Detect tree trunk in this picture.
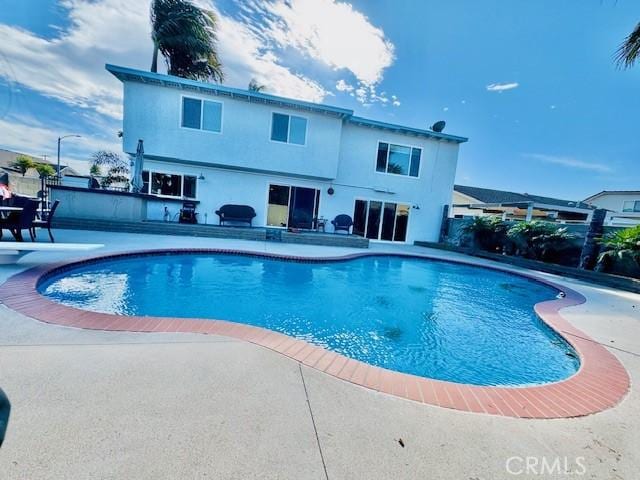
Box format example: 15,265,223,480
151,44,158,73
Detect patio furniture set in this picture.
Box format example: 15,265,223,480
202,203,355,234
0,195,59,243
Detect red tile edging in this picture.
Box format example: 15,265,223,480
0,248,630,418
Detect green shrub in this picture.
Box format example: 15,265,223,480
461,216,508,252
596,225,640,277
507,221,575,261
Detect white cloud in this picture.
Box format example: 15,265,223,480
213,10,327,101
0,0,150,119
0,114,120,174
246,0,395,85
392,100,400,107
523,153,612,173
335,79,354,92
443,107,449,112
486,82,519,92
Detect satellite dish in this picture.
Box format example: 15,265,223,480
431,120,446,133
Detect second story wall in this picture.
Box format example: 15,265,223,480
336,123,460,201
122,82,344,179
587,193,640,213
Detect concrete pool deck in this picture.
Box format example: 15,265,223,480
0,230,639,479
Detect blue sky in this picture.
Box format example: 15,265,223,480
0,0,638,200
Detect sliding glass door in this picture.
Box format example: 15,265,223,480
267,184,320,229
353,200,410,242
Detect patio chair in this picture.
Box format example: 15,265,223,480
331,214,354,234
31,200,60,243
179,201,198,224
0,199,39,242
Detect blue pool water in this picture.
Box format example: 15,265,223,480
39,254,579,386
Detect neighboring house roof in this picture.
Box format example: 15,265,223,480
106,64,468,144
0,148,77,175
453,184,592,210
583,190,640,202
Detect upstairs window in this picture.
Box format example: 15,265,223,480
622,200,640,212
271,113,307,145
181,97,222,133
376,142,421,177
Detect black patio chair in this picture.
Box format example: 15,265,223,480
331,214,354,234
179,201,198,224
0,199,39,242
31,200,60,243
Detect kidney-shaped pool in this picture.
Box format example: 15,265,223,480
39,253,579,386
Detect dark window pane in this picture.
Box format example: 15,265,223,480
183,175,197,198
635,201,640,212
289,187,316,229
393,204,410,242
142,171,150,194
289,116,307,145
268,184,290,206
202,101,222,132
353,200,367,237
267,184,290,227
409,148,421,177
387,144,410,175
182,98,201,129
376,143,388,172
151,173,181,197
366,201,382,239
271,113,289,142
380,202,396,241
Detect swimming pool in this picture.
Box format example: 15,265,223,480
39,253,579,386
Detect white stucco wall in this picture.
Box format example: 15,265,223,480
120,81,462,243
587,193,640,212
123,82,342,180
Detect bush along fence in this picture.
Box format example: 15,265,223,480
439,211,640,280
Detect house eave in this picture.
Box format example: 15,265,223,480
106,64,469,143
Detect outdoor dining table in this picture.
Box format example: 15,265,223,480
0,206,23,217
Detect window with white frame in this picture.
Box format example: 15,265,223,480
181,97,222,132
271,113,307,145
622,200,640,212
376,142,421,177
142,171,197,199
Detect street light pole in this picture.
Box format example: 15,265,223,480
56,134,81,181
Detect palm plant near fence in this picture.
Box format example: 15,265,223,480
596,226,640,276
506,221,575,261
461,216,508,252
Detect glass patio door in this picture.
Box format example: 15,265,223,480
353,200,410,242
267,184,320,229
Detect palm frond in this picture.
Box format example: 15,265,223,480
615,21,640,69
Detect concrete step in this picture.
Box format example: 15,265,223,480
52,218,369,248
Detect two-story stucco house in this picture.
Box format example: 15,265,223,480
584,191,640,226
107,65,467,243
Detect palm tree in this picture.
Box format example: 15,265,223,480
150,0,224,82
248,79,266,92
616,21,640,68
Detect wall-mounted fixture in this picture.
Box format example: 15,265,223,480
412,204,420,210
327,186,335,195
198,172,205,180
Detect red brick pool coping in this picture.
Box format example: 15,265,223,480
0,249,630,419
